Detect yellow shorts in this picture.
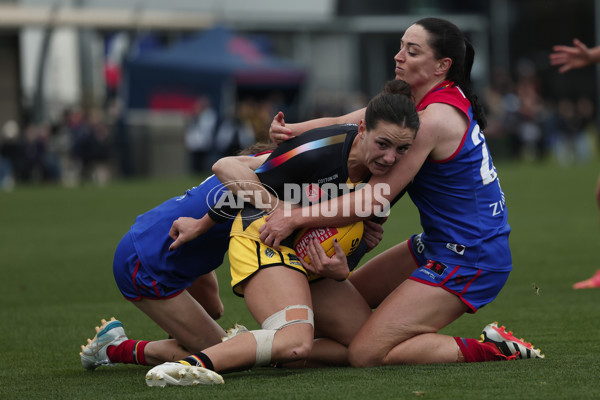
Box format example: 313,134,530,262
228,213,320,296
229,235,311,296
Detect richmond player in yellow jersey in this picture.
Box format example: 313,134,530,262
145,79,419,386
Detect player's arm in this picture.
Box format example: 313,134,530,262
260,107,442,249
169,214,216,251
211,153,277,212
270,108,366,144
168,153,270,251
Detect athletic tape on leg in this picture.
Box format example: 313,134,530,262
262,305,314,330
251,329,276,366
250,305,314,366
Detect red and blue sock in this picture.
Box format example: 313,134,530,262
106,340,149,365
454,337,512,362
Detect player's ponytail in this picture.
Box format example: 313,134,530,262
462,39,487,129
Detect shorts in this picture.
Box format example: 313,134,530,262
113,232,185,301
229,234,320,297
407,234,510,313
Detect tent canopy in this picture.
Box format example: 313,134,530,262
125,26,307,115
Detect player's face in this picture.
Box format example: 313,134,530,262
394,24,439,88
361,120,415,176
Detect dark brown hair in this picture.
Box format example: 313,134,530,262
365,79,420,133
415,17,487,129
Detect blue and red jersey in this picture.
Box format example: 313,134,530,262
409,81,512,271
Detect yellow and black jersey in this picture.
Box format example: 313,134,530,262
231,123,368,244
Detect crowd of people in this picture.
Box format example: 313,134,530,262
0,95,285,191
1,58,597,193
483,61,596,164
183,95,284,175
0,108,112,190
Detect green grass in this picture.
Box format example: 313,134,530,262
1,160,600,399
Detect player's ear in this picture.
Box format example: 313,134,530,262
358,119,367,138
435,57,452,76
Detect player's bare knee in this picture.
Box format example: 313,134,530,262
348,340,382,367
207,301,224,320
251,305,314,366
272,328,314,361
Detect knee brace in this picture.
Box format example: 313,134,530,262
250,305,314,366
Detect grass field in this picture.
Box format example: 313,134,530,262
1,159,600,399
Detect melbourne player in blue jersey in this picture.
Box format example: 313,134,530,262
79,144,274,369
264,18,544,366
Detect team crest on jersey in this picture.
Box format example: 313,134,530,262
425,260,447,276
446,243,466,255
264,248,275,258
304,184,324,202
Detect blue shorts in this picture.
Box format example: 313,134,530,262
113,232,185,301
407,234,510,313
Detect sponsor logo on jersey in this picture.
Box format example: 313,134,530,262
412,233,425,255
446,243,466,255
294,227,337,259
317,174,339,184
417,267,436,279
287,253,302,266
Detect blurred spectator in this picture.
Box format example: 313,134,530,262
88,109,113,186
69,108,93,184
69,108,113,186
108,100,134,178
0,120,19,191
238,98,270,143
21,123,48,182
552,97,594,166
214,101,256,158
184,97,217,174
51,109,79,187
575,97,597,161
500,76,546,161
483,66,516,139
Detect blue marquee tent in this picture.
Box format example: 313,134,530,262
124,26,307,116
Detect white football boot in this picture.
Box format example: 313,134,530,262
145,362,224,387
481,322,544,359
80,317,128,370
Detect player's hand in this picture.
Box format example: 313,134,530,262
550,38,592,73
299,238,350,281
169,217,208,251
362,219,386,252
259,208,295,251
269,111,293,144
